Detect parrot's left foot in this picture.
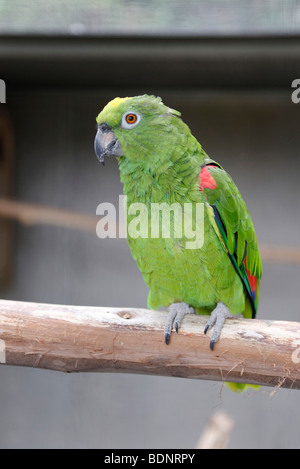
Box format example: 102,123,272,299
164,302,195,345
204,301,232,351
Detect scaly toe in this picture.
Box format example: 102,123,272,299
164,302,195,344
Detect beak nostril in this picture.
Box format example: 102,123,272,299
98,123,112,133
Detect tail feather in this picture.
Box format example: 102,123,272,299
225,382,260,393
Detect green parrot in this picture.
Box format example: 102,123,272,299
94,95,262,392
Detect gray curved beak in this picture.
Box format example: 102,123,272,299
94,123,123,166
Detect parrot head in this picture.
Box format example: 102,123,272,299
94,95,182,168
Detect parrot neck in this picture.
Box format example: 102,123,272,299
118,144,205,205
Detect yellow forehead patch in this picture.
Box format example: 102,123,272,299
96,97,130,125
108,97,129,108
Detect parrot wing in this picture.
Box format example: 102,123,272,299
199,158,262,318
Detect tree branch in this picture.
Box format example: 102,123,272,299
0,197,97,233
196,411,235,449
0,299,299,390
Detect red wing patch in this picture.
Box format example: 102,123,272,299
199,165,217,192
244,257,257,297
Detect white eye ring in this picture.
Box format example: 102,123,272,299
121,112,141,129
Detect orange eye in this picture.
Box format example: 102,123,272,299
125,113,138,124
122,111,141,129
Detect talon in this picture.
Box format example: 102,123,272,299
165,333,170,345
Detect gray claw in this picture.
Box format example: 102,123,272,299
165,332,170,345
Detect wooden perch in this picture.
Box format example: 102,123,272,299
0,298,299,390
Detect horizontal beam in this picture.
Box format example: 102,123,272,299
0,299,299,390
1,35,300,88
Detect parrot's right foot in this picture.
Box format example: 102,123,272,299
164,302,195,345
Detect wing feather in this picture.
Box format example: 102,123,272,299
199,161,262,317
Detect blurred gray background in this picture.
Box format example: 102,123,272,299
0,0,300,449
